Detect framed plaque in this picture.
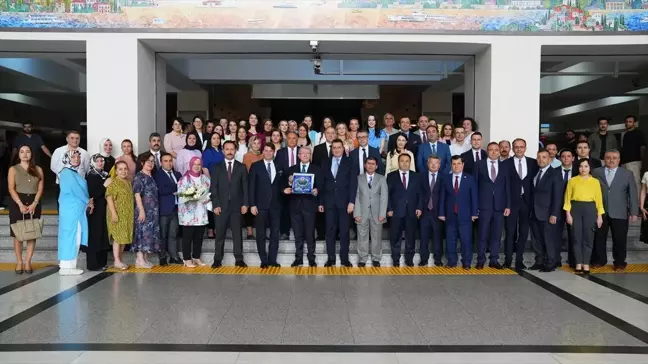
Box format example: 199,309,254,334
291,173,315,195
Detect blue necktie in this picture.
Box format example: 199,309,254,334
267,163,272,180
563,169,569,182
301,164,306,173
368,175,373,189
333,158,339,177
431,143,436,155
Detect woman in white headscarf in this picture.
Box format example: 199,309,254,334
99,138,115,173
58,150,93,275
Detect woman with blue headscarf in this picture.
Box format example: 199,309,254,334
58,150,93,275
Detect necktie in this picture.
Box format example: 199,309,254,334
368,175,373,189
267,163,272,181
289,148,295,167
518,159,524,195
168,171,178,204
428,174,436,210
606,169,613,186
563,169,569,182
453,176,459,214
422,133,427,144
475,151,480,161
328,144,332,159
333,158,340,177
401,172,407,189
227,161,232,181
301,164,306,173
535,169,543,186
431,143,436,155
155,152,160,168
362,148,367,163
490,161,496,182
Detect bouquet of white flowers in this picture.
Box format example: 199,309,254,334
177,183,212,210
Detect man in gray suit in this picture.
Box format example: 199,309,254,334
353,157,388,267
592,149,639,271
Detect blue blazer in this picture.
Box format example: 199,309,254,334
475,159,511,213
420,171,443,218
320,156,358,209
386,171,423,218
154,168,181,216
202,147,224,172
416,142,451,175
460,149,487,176
349,146,384,175
275,146,300,173
249,159,283,211
503,157,538,208
439,173,478,223
531,167,564,221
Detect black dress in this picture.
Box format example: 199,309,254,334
85,172,111,270
103,156,116,175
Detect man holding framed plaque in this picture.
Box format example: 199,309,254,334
283,147,321,267
319,139,358,267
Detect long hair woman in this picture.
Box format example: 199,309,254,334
133,152,161,268
335,122,354,156
564,159,604,275
235,126,249,163
225,120,238,142
316,117,333,145
263,118,274,145
99,138,115,173
440,123,455,145
163,117,186,159
57,150,92,276
177,157,211,267
85,154,112,271
106,160,133,270
8,145,44,274
242,136,263,240
386,134,415,175
247,113,266,149
367,115,387,154
115,139,137,181
270,128,284,152
297,123,312,152
174,132,202,176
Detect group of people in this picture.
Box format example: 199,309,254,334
6,113,645,275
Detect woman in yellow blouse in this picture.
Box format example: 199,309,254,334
386,134,415,175
563,159,604,275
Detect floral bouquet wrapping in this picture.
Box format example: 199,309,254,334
177,184,212,211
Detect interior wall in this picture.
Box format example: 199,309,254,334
361,85,425,127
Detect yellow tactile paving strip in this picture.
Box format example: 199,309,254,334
0,263,55,271
0,209,58,216
560,264,648,274
106,265,516,275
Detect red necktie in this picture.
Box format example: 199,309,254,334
289,149,294,167
402,172,407,189
475,151,480,161
453,176,459,214
227,161,232,181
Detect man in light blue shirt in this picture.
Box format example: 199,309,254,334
546,143,562,168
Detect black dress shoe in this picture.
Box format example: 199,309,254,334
358,262,366,267
270,263,281,268
159,257,168,266
405,261,414,267
434,261,443,267
489,262,504,270
475,263,484,270
341,261,353,268
169,257,183,265
324,261,335,267
540,266,555,272
260,263,268,269
446,264,457,268
291,260,303,267
235,261,248,268
372,261,381,267
393,262,400,267
463,265,471,270
516,263,528,270
419,261,428,267
503,262,512,269
308,260,317,267
583,269,591,276
529,264,543,270
316,235,325,241
574,267,583,274
211,261,222,268
556,262,563,268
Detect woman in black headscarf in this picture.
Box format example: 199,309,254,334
85,153,112,271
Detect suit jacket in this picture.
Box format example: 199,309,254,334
349,145,384,176
312,142,331,168
420,171,443,218
210,159,248,211
354,173,388,224
439,173,478,222
592,166,639,219
475,159,511,212
387,131,421,156
154,168,181,216
531,167,563,221
416,141,451,175
320,156,358,209
504,156,538,208
283,163,322,213
572,157,602,177
275,146,300,173
386,170,423,218
249,159,283,211
196,131,210,151
460,149,487,176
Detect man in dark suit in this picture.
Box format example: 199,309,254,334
275,131,299,239
419,155,444,266
386,153,422,267
319,139,357,267
555,148,575,267
284,147,321,267
503,138,538,271
387,117,421,156
350,129,384,176
416,125,451,174
529,149,564,272
210,140,249,268
136,133,162,172
572,141,602,176
311,127,336,240
249,144,283,269
460,132,487,176
474,142,510,270
439,155,478,269
154,153,182,265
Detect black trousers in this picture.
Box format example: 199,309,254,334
292,209,316,262
280,199,291,236
557,214,574,267
530,218,556,267
86,250,108,271
255,209,280,265
214,207,244,262
505,198,531,266
182,225,205,260
592,215,629,267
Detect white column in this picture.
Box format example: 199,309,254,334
86,36,157,156
463,58,475,119
474,40,542,156
155,54,167,134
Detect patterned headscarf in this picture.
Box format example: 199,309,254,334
89,153,108,179
61,150,81,171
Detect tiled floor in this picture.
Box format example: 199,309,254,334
592,273,648,297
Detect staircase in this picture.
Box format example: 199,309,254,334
1,215,647,266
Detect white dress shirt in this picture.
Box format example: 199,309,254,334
450,141,471,156
487,158,499,179
299,162,310,173
452,173,463,189
50,145,91,183
428,171,438,186
235,143,248,163
287,147,298,167
470,148,482,162
366,172,375,186
535,165,551,186
263,159,276,183
399,170,410,189
514,156,528,194
150,149,161,166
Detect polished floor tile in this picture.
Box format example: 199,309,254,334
593,273,648,297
